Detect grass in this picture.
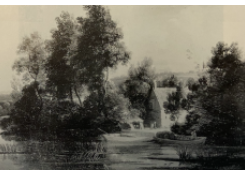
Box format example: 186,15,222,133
175,146,193,161
0,141,108,170
173,145,245,169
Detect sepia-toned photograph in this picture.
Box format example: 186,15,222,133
0,4,245,170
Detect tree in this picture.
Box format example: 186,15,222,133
10,76,24,103
162,75,178,87
74,5,130,117
103,82,132,124
2,5,131,142
122,58,156,120
203,43,245,145
1,82,42,140
12,32,46,112
181,42,245,145
45,11,82,104
128,58,156,82
163,82,187,122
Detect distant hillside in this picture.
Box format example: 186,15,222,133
0,93,12,116
111,71,198,90
156,71,198,85
0,93,12,103
110,76,127,90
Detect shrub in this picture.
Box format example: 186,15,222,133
175,146,193,161
156,131,176,140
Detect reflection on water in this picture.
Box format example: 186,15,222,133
0,131,13,145
0,140,108,170
0,131,198,170
1,138,245,170
0,114,191,170
0,138,244,169
0,122,245,169
0,153,106,170
103,138,196,170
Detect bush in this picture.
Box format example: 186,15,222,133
198,121,244,146
175,146,193,161
171,124,190,135
0,88,124,142
156,131,176,140
171,112,201,136
0,101,12,116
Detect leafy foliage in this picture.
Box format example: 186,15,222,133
1,6,131,142
163,83,188,122
122,58,156,120
161,75,179,87
172,42,245,146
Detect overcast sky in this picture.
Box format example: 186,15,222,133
0,5,244,92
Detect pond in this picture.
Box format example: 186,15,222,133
0,142,185,170
0,116,245,170
0,123,191,170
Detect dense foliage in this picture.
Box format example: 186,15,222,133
171,42,245,146
0,6,131,141
1,5,245,147
0,94,12,116
120,58,156,120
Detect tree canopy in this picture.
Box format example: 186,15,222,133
1,5,131,141
173,42,245,145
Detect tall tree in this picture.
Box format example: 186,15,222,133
45,12,81,104
6,33,47,140
3,6,131,141
184,42,245,145
75,5,130,117
163,82,187,122
12,32,46,112
122,58,156,120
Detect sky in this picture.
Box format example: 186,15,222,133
0,5,245,93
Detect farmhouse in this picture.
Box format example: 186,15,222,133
111,75,192,130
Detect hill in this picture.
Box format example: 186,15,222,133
0,93,12,116
0,93,12,103
156,71,198,84
110,76,127,90
111,71,198,90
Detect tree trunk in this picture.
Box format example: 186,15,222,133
105,67,109,81
69,86,74,104
35,81,43,121
74,85,82,106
